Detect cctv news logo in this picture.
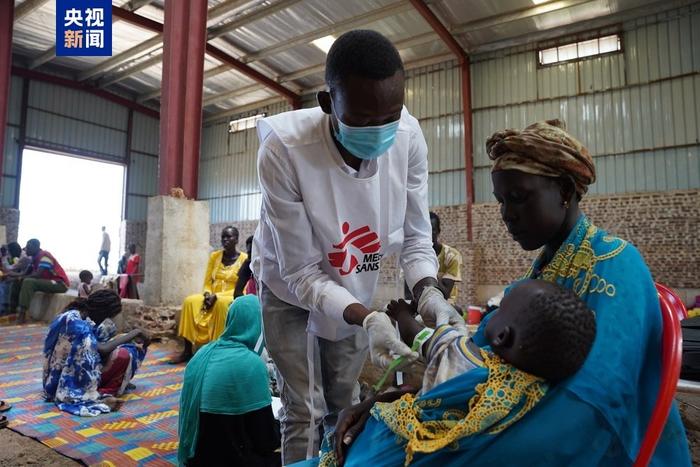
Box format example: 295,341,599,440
57,0,112,57
328,222,382,276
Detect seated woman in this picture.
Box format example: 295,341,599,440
320,120,690,466
178,295,280,467
171,226,248,364
43,289,150,416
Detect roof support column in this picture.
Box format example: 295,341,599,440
409,0,474,241
0,0,15,185
159,0,207,198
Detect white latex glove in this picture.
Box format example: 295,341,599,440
363,311,419,370
417,286,468,334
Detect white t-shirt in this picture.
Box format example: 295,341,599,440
101,232,111,252
252,107,437,341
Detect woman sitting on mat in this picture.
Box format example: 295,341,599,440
315,120,690,466
43,289,150,416
171,226,248,364
178,295,280,467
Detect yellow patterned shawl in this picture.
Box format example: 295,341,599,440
371,351,547,466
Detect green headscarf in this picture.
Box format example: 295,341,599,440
178,295,270,465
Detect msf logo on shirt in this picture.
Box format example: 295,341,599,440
328,222,382,276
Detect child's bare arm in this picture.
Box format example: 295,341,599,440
386,299,429,351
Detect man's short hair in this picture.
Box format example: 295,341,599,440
325,30,404,90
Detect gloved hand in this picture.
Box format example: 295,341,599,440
363,311,419,370
417,286,467,334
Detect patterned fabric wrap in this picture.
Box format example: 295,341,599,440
94,318,147,396
372,351,546,465
42,310,110,416
486,119,596,195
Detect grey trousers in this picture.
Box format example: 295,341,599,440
260,285,369,465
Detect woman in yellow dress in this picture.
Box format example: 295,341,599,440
170,226,248,364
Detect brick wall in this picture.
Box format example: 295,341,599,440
426,189,700,306
131,189,700,309
209,220,258,250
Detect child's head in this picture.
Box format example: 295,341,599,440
79,270,93,284
7,242,21,258
484,279,596,383
85,289,122,325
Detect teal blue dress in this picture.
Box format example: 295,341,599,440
301,215,691,466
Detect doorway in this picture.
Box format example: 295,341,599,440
18,148,125,274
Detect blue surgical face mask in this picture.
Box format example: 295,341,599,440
334,116,400,160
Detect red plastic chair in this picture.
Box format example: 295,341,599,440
656,283,689,321
633,283,684,466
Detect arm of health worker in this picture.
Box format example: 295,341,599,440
398,116,439,303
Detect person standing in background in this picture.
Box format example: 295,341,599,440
98,226,111,276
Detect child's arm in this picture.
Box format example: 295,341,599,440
386,299,432,355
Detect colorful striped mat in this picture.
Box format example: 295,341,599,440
0,323,182,466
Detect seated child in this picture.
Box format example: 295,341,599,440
78,270,93,298
386,279,596,394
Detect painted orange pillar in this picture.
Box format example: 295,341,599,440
159,0,207,198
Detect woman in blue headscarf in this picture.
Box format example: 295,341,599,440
178,295,280,466
312,120,690,466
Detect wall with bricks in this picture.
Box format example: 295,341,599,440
128,189,700,309
424,189,700,307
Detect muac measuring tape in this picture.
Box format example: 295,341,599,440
372,326,435,392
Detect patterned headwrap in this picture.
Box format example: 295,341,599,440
486,119,596,195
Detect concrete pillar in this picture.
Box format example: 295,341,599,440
0,1,15,183
0,207,19,242
158,0,207,199
143,196,210,307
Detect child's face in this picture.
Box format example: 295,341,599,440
484,280,549,365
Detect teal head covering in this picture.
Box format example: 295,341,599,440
178,295,270,465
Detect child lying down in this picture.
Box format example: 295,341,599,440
299,280,597,467
386,278,597,395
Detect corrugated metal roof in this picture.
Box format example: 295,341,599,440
10,0,675,118
471,5,700,202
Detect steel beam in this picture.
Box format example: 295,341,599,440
12,66,159,118
106,6,298,105
99,53,162,88
205,96,286,124
207,0,304,39
240,0,413,63
154,30,440,105
78,35,163,81
81,0,299,85
159,0,208,198
207,0,251,26
182,0,208,199
409,0,473,240
205,44,299,106
14,0,49,21
0,0,14,181
452,0,593,34
203,51,455,123
27,46,56,70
